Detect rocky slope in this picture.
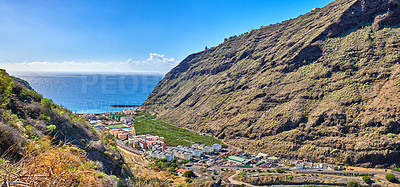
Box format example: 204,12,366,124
145,0,400,167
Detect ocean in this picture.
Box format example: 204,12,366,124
13,73,164,113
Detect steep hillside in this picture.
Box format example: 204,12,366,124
0,69,132,185
145,0,400,167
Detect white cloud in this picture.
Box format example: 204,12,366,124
0,53,179,74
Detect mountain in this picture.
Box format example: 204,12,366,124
0,69,132,185
144,0,400,167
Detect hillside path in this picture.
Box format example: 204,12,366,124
227,171,255,187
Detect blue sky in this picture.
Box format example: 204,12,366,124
0,0,333,74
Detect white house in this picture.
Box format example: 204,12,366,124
165,153,174,162
120,116,133,124
183,152,192,160
192,149,203,157
198,144,206,150
203,145,213,153
212,143,222,152
191,143,199,149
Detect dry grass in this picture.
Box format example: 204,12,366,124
0,136,105,187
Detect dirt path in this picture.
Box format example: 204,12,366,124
150,119,178,132
227,171,256,187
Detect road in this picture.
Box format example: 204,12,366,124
227,170,255,187
293,168,400,178
115,140,144,155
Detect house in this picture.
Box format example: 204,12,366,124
183,152,192,160
191,143,199,149
192,149,203,158
212,143,222,152
295,164,305,169
89,119,102,124
197,144,206,150
150,151,160,159
120,116,133,124
151,144,163,151
174,150,184,159
227,156,247,164
110,129,129,141
257,153,269,159
304,162,313,169
116,132,128,140
176,169,190,176
131,134,166,150
203,145,213,153
135,139,148,149
165,153,174,162
123,109,135,115
267,156,279,163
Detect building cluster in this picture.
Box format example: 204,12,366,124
122,109,135,115
221,153,334,170
150,143,222,162
110,128,131,140
85,112,136,141
129,134,167,151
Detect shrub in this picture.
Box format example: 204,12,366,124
386,174,397,182
183,170,195,178
179,159,189,164
288,175,294,180
362,176,371,183
46,125,56,132
388,133,396,139
276,168,282,173
347,181,361,187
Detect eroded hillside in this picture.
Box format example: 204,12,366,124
145,0,400,167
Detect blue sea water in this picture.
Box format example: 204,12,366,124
13,73,163,113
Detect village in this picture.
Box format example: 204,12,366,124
83,110,339,167
80,109,398,186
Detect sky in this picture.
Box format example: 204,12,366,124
0,0,333,74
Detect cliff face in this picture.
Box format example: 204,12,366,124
144,0,400,167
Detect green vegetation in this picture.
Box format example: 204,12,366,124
385,174,397,182
109,113,127,121
179,159,189,164
183,170,195,178
107,124,127,129
387,133,396,139
134,112,221,146
346,181,361,187
362,176,371,183
46,124,56,132
393,167,400,172
336,173,373,177
150,158,178,172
